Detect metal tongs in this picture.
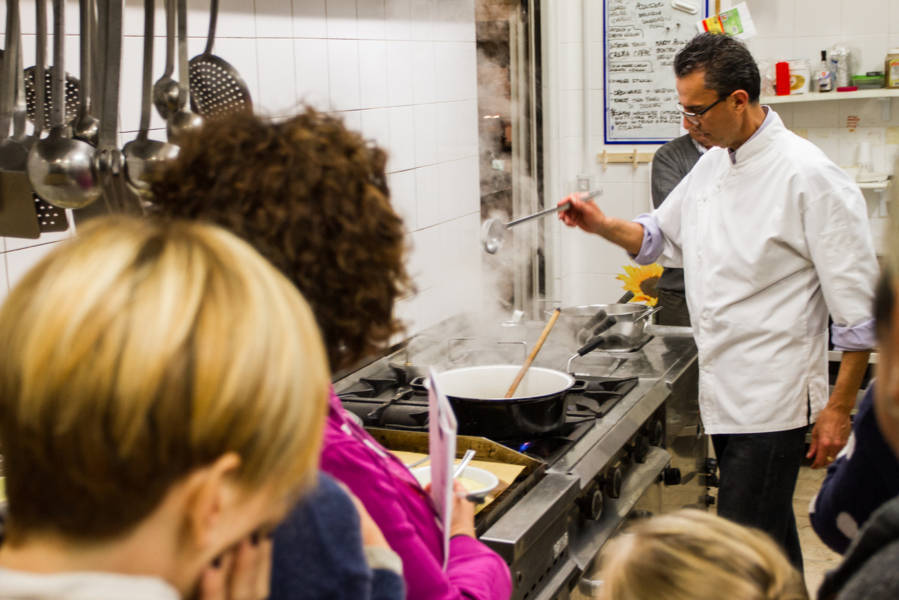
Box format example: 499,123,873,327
482,189,602,254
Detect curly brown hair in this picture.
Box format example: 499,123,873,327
149,108,412,371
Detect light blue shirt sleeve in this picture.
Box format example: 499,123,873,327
831,318,876,352
631,213,665,264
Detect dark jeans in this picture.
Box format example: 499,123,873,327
656,289,691,327
712,427,807,572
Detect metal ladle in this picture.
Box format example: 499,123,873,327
166,0,203,144
27,0,101,209
72,0,100,145
124,0,179,194
0,0,31,171
152,0,182,121
482,189,602,254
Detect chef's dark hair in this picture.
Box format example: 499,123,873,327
674,33,760,103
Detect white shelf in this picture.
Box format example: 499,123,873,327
761,88,899,104
857,180,890,191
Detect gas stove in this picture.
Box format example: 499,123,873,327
338,363,638,461
333,316,700,600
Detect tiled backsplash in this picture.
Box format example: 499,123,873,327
0,0,482,335
544,0,899,307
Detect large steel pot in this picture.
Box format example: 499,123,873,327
434,365,579,439
557,303,661,342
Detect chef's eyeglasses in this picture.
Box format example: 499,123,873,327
677,95,727,124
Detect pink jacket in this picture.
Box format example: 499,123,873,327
321,390,512,600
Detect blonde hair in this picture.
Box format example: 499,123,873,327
0,216,329,542
595,510,809,600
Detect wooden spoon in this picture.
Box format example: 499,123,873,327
505,308,562,398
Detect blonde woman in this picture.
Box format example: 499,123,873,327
0,216,329,600
593,510,809,600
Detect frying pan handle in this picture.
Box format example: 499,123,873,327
591,315,617,336
576,316,618,349
582,308,608,331
577,333,608,357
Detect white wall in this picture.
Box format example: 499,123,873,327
543,0,899,308
742,0,899,252
0,0,482,335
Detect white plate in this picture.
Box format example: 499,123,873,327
411,465,500,499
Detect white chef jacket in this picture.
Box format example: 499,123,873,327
634,108,878,435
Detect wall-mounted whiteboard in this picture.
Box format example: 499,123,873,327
603,0,709,144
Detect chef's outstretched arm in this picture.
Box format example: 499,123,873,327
557,193,645,256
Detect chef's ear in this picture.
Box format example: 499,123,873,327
730,89,750,113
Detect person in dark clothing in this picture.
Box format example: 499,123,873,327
650,131,711,327
817,495,899,600
817,210,899,599
809,383,899,554
271,473,404,600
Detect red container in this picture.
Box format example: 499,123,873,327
775,61,791,95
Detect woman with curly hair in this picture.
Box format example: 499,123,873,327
150,108,512,600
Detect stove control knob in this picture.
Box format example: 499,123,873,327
632,435,650,463
704,494,716,507
662,466,682,486
578,485,605,521
647,417,664,447
703,458,719,487
604,466,623,499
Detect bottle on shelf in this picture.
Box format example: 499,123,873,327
816,50,834,92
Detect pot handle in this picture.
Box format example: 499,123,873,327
635,305,663,323
582,308,608,331
569,379,588,393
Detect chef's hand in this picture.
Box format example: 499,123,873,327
347,490,391,550
426,480,476,538
807,404,852,469
558,192,606,234
198,534,272,600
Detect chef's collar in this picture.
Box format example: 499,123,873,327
692,137,709,155
728,105,772,165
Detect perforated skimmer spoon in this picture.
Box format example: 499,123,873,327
189,0,252,118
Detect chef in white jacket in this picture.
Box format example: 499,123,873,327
559,33,877,571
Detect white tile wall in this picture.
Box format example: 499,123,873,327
5,243,59,289
0,0,481,334
545,0,899,307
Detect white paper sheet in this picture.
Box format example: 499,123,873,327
428,367,457,570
